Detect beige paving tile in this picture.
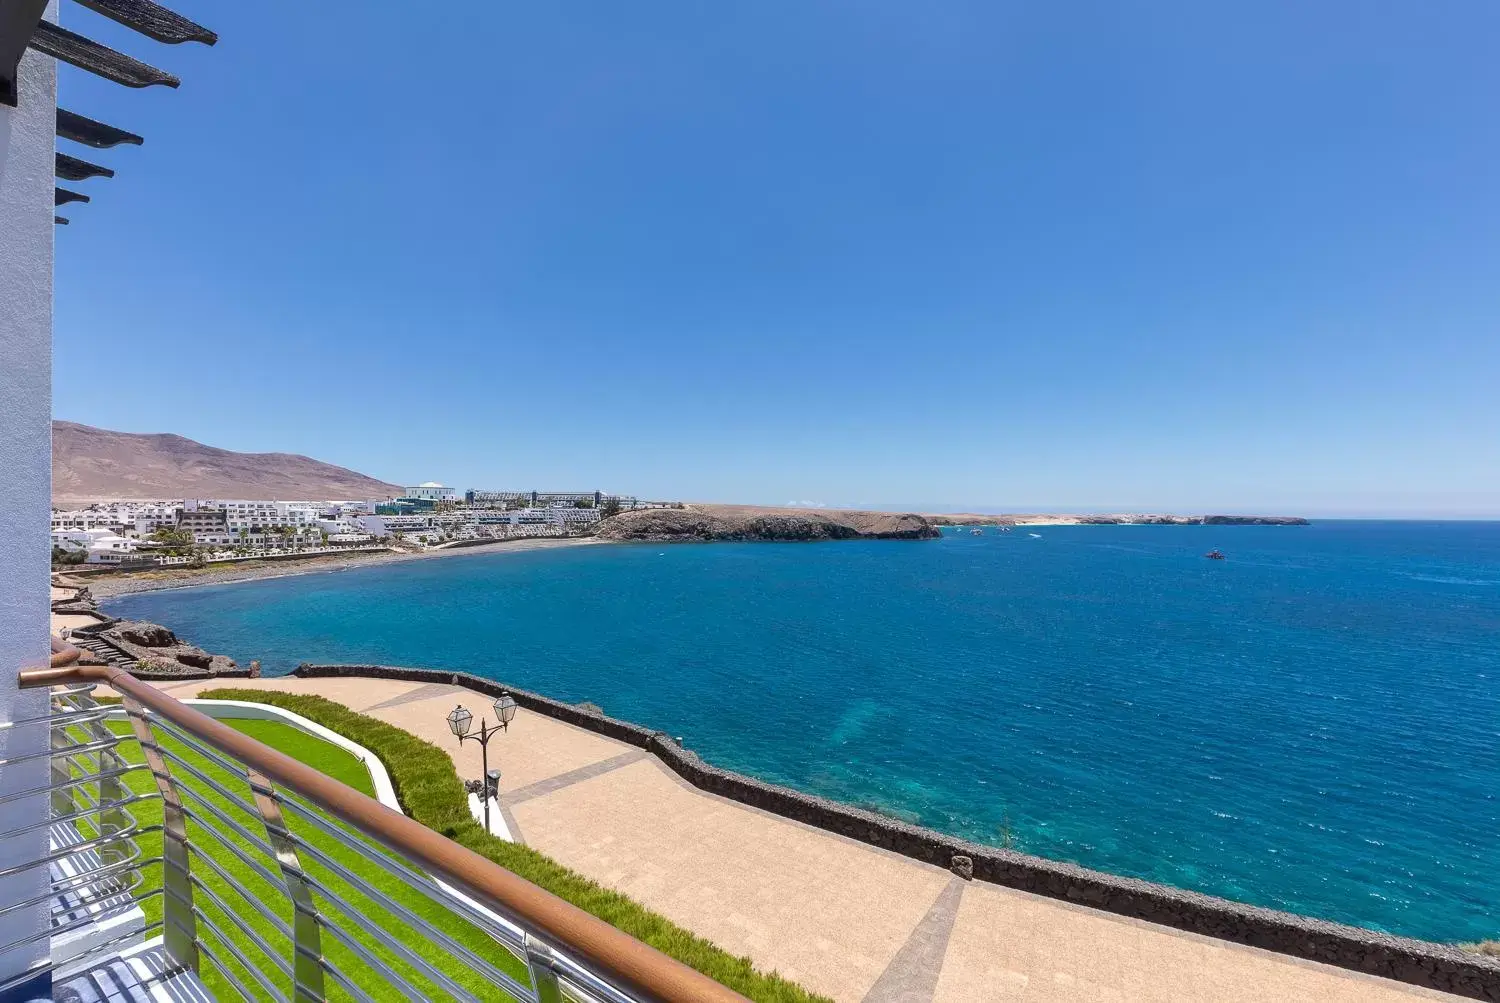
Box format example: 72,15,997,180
124,675,422,708
934,879,1449,1003
52,612,101,633
511,758,951,1002
369,693,630,791
268,676,425,712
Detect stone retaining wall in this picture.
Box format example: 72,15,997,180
295,662,1500,1001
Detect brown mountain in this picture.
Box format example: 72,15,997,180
52,421,401,506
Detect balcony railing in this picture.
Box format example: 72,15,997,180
9,658,745,1003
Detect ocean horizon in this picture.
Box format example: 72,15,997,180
105,520,1500,945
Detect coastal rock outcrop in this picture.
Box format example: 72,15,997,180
595,508,942,543
117,622,178,648
101,619,239,677
1202,515,1310,526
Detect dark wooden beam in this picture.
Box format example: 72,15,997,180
57,108,144,148
56,152,115,181
0,0,49,106
28,20,180,88
71,0,216,46
55,186,90,206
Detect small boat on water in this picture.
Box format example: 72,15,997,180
1028,532,1042,539
1205,549,1226,560
970,528,983,536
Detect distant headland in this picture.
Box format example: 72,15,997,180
596,505,942,542
593,505,1309,542
925,512,1310,527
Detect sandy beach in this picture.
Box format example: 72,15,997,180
66,537,607,599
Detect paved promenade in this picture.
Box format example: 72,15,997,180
144,674,1453,1003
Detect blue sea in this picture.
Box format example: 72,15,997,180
106,521,1500,944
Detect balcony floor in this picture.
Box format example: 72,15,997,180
54,941,210,1003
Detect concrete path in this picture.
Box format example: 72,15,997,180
142,675,1457,1003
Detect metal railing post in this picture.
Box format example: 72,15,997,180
49,713,75,820
523,933,565,1003
83,693,132,866
125,697,198,971
248,768,326,1003
95,743,131,866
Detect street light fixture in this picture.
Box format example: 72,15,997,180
446,704,473,739
446,693,515,833
495,692,517,728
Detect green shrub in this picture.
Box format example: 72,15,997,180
200,688,828,1003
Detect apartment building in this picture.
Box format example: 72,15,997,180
404,481,460,503
192,499,322,532
53,504,180,537
129,504,180,536
49,510,125,534
174,507,232,546
356,514,436,537
320,499,381,518
50,528,141,564
465,489,640,511
472,507,599,527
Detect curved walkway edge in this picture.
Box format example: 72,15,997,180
134,669,1493,1003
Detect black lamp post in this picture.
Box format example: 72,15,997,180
446,692,518,832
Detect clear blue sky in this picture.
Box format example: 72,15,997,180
54,2,1500,516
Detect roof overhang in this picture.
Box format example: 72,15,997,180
1,0,216,221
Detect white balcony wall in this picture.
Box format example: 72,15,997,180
0,5,58,990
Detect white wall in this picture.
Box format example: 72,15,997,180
0,5,56,989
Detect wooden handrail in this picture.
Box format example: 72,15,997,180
49,636,81,667
20,663,748,1003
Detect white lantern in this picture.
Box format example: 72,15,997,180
494,692,518,728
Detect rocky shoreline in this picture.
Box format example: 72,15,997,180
64,537,604,599
98,619,243,676
52,583,248,679
595,507,941,542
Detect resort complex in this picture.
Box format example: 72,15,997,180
47,485,650,566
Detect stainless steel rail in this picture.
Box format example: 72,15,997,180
15,664,748,1003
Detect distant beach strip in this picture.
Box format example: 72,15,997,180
70,536,607,598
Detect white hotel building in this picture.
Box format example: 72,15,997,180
186,499,323,532
404,482,460,503
50,528,141,564
50,502,177,537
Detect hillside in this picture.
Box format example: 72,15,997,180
52,421,401,505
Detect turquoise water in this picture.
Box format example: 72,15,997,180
107,522,1500,943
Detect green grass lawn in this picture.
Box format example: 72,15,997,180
200,689,829,1003
101,716,534,1001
